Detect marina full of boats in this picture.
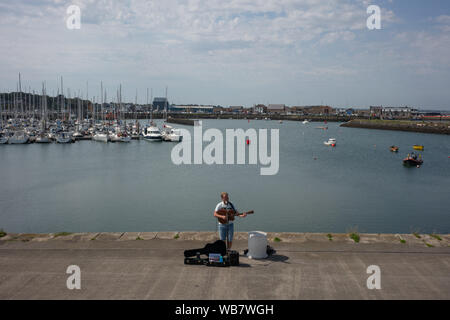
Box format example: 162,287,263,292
0,118,182,144
0,75,183,145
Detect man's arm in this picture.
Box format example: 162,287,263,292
230,204,246,217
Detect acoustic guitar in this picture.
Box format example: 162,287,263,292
216,208,254,224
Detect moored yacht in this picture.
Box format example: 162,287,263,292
56,132,73,144
0,133,8,144
92,131,109,143
110,127,131,143
8,131,29,144
35,132,51,143
162,125,183,142
142,125,162,142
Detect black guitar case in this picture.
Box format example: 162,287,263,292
184,240,227,257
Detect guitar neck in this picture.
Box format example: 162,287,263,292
218,209,254,216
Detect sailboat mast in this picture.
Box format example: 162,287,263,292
150,88,153,124
100,81,103,124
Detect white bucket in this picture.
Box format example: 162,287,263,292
247,231,268,259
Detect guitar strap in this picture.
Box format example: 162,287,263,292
225,201,236,250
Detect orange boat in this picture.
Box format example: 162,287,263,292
390,146,399,152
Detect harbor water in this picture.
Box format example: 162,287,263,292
0,120,449,234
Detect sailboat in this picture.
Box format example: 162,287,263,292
109,85,131,142
0,134,7,144
92,132,108,142
8,130,29,144
36,83,51,143
92,81,109,143
56,131,73,143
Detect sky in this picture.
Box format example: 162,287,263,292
0,0,449,109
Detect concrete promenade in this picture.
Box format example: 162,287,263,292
0,232,449,299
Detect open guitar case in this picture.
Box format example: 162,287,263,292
184,240,239,267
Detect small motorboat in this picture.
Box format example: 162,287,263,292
302,120,309,124
162,125,183,142
390,146,399,152
56,132,73,144
142,125,163,142
324,138,336,147
403,153,423,167
413,145,424,151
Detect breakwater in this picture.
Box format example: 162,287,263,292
341,119,450,134
166,118,197,126
1,231,448,247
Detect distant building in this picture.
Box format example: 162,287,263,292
267,104,286,114
223,106,244,113
381,107,413,119
253,104,267,114
345,108,356,116
153,97,169,112
370,106,383,118
213,106,224,114
356,109,370,117
303,105,333,115
290,106,305,114
169,105,214,113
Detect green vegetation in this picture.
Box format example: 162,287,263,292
0,229,6,238
349,233,360,243
413,232,421,239
273,237,282,242
174,233,180,239
400,239,406,244
430,234,442,241
53,232,72,238
425,242,434,248
136,236,143,240
327,234,333,241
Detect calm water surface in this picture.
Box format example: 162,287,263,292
0,119,449,234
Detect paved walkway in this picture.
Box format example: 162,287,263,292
0,232,449,299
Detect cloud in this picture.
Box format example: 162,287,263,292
0,0,449,108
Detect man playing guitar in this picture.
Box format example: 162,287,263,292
213,192,253,250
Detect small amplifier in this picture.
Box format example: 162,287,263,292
228,250,239,266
